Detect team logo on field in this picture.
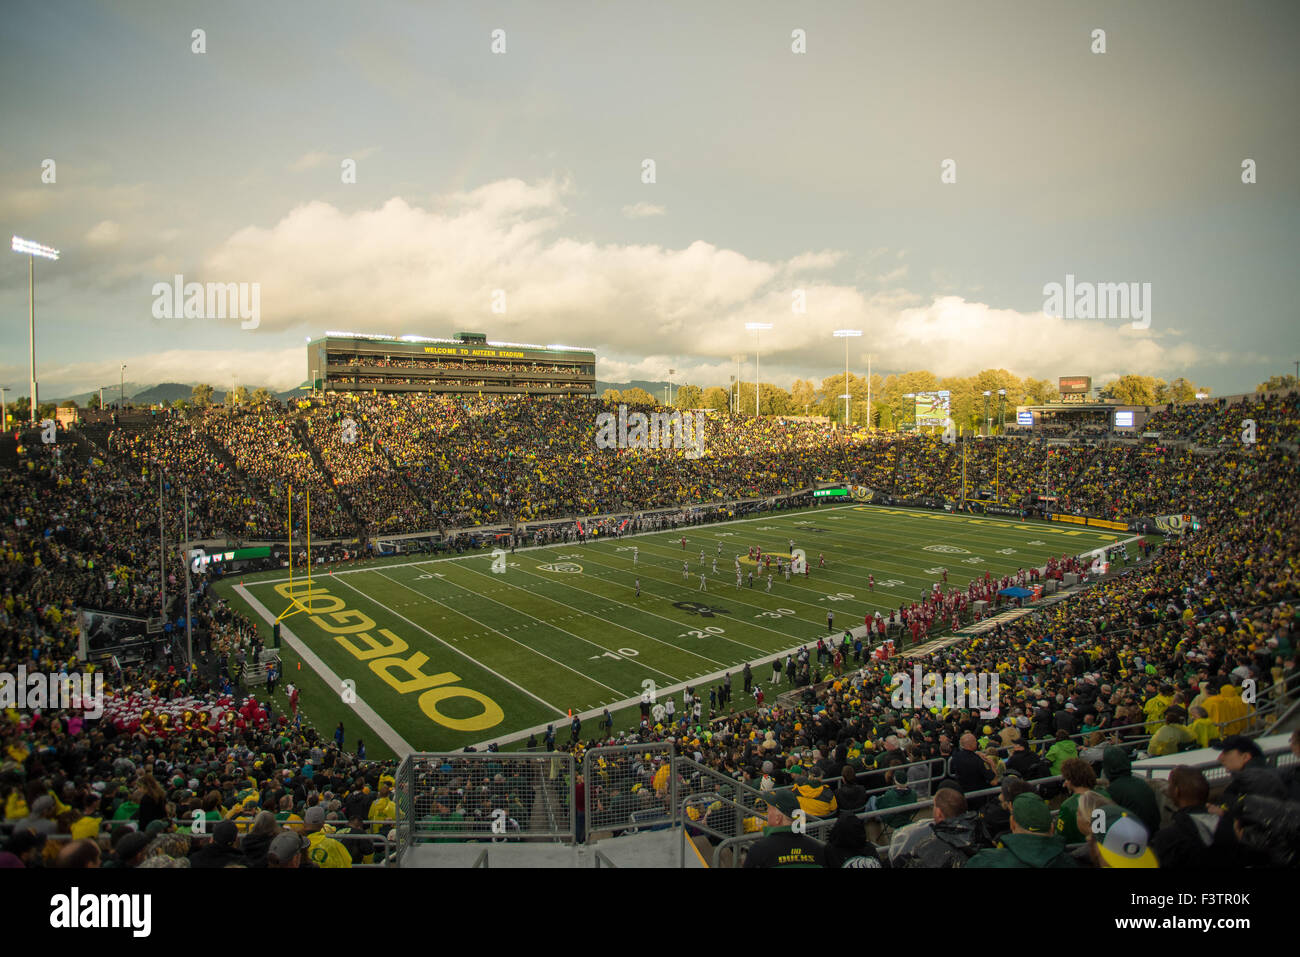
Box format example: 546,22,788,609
923,544,968,554
673,601,728,618
537,562,582,573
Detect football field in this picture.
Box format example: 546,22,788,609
218,503,1131,759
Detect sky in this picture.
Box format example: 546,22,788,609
2,0,1297,400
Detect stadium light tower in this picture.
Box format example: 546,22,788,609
120,364,127,411
982,390,992,436
833,329,862,427
12,236,60,425
0,387,7,432
997,389,1007,433
744,322,773,416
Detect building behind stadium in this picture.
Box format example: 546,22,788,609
307,331,596,398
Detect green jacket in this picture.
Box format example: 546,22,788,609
966,833,1079,868
874,787,919,829
1045,740,1078,775
1056,787,1110,845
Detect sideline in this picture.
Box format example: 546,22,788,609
235,583,415,758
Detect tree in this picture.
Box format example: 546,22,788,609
1022,377,1060,404
1257,374,1299,393
700,387,730,412
600,389,621,403
192,384,215,408
87,393,103,411
675,384,704,409
251,388,273,406
59,399,78,409
1105,375,1162,406
619,387,658,407
790,379,817,416
230,386,250,406
1166,377,1198,404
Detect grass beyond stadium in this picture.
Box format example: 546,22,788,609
215,504,1132,761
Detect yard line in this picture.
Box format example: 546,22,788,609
450,561,734,668
367,567,662,694
242,502,864,586
495,554,798,658
326,571,571,717
236,583,415,758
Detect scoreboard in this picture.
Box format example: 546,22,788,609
1059,376,1091,394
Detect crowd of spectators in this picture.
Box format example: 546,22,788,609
0,390,1297,868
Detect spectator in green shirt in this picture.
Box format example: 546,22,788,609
870,768,919,830
1045,730,1079,775
1055,758,1110,845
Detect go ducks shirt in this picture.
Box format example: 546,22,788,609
744,826,827,868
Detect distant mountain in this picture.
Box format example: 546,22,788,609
596,380,673,399
50,381,303,407
130,382,204,405
51,379,671,407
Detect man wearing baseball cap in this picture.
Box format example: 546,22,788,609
966,793,1078,868
1214,735,1287,802
266,829,310,869
1087,804,1158,868
302,806,352,868
743,789,826,868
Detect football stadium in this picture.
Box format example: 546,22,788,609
2,1,1299,927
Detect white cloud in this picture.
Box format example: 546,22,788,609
621,202,666,219
84,220,122,245
289,151,331,171
27,346,306,396
785,249,844,272
174,178,1215,392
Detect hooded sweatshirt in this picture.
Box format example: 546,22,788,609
1102,747,1161,835
966,832,1079,868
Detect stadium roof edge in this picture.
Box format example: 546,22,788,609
311,332,595,354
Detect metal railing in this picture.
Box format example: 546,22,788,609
1133,740,1298,787
5,819,400,867
582,743,676,839
395,751,577,854
706,773,1066,868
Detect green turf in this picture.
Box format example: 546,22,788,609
214,503,1130,755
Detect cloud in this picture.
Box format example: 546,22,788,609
621,202,666,219
289,151,332,171
85,220,122,245
785,250,844,272
18,346,306,397
174,178,1216,392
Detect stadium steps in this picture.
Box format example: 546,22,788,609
192,428,270,508
368,423,434,525
289,418,367,540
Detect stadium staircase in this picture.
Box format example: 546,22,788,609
289,418,367,540
366,419,431,522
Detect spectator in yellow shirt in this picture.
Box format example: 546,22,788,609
1147,707,1195,757
302,806,352,868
